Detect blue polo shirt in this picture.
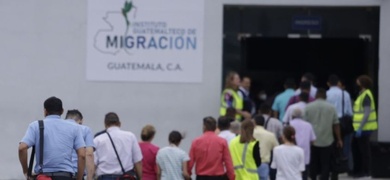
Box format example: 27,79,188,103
66,119,95,173
272,89,295,120
21,115,85,174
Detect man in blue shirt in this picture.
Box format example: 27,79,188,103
272,78,296,120
65,110,95,180
18,97,86,180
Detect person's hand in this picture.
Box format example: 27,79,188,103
337,140,343,148
355,129,362,138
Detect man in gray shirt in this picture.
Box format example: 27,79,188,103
304,88,342,180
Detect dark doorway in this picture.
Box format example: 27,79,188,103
241,37,369,100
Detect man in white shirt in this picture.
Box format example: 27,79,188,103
217,116,236,144
94,112,143,180
283,92,310,124
295,73,318,98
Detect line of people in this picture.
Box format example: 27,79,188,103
220,71,378,179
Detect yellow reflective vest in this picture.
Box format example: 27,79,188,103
220,88,243,119
353,89,378,131
229,136,259,180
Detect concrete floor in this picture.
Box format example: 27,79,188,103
339,174,390,180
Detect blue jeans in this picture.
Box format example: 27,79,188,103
343,133,353,170
258,163,269,180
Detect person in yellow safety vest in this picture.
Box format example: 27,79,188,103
352,75,377,178
229,119,261,180
220,71,251,120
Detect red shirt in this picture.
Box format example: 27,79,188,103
139,142,159,180
188,131,235,180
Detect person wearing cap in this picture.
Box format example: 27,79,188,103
93,112,143,180
19,97,86,180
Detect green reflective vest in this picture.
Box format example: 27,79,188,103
353,89,378,131
220,89,243,119
229,136,259,180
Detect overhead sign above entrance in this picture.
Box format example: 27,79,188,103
87,0,204,83
292,16,322,31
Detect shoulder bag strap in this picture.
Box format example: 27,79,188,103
264,116,271,129
106,132,126,174
38,120,44,173
342,90,345,117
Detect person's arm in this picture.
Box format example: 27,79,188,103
187,142,195,176
299,149,305,172
182,162,191,180
134,161,143,180
333,124,342,148
272,99,280,118
76,147,86,180
131,135,143,179
345,92,354,116
222,141,235,180
359,95,372,131
270,149,277,169
85,128,95,180
252,141,261,167
74,127,86,180
85,147,94,180
18,143,29,178
156,164,161,180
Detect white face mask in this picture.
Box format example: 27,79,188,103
259,94,267,100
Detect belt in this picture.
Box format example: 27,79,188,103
42,172,73,177
99,174,122,178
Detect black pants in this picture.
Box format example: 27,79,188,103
196,175,228,180
302,165,310,180
310,145,332,180
352,134,371,175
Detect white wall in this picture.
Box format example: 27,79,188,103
0,0,221,178
0,0,387,178
378,0,390,142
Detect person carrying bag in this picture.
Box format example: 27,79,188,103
106,132,138,180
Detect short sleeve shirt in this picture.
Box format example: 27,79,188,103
20,115,85,173
304,100,339,147
272,89,295,120
271,145,305,180
156,146,190,180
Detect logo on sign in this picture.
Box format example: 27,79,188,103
94,0,198,56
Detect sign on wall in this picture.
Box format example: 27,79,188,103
87,0,204,82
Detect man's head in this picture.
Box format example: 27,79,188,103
218,116,233,131
104,112,120,128
300,81,311,93
301,73,315,84
253,115,265,126
291,108,303,119
284,78,296,90
65,109,83,124
241,76,251,91
328,74,340,87
203,116,217,132
299,92,309,103
259,103,272,115
168,130,183,146
315,88,327,100
44,96,64,116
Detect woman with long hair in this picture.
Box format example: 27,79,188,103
220,71,250,120
139,125,159,180
271,126,305,180
229,119,261,180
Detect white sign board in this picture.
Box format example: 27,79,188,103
87,0,204,82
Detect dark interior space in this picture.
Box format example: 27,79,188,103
241,37,368,100
223,5,379,106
